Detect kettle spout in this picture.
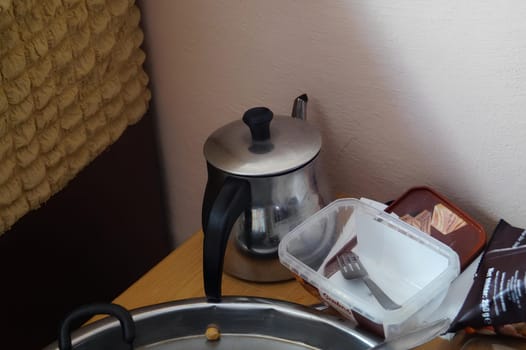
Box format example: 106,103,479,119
291,94,308,120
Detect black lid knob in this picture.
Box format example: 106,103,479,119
242,107,273,141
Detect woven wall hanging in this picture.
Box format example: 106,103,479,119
0,0,151,234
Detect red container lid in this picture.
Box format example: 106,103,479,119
385,186,486,270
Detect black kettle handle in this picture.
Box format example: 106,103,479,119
58,303,135,350
202,176,251,302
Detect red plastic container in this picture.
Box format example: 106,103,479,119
385,186,486,270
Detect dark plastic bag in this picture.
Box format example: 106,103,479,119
449,219,526,338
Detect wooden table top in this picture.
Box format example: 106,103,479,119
106,232,524,350
111,232,319,308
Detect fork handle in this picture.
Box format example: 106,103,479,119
363,277,401,310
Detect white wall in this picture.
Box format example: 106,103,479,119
139,0,526,245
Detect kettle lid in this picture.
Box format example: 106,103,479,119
203,107,321,176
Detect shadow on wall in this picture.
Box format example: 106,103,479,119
139,1,516,240
303,3,497,232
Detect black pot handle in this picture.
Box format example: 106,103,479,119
58,303,135,350
202,176,251,302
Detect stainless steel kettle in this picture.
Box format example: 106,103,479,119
202,94,329,301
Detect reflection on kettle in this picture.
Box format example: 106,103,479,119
202,94,330,301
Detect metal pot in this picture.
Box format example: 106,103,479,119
44,297,380,350
202,94,329,300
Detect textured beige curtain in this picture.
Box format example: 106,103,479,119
0,0,151,234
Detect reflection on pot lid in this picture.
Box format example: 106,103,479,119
203,109,321,176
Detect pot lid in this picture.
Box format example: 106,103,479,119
44,298,379,349
203,107,322,176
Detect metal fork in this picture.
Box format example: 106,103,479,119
336,251,401,310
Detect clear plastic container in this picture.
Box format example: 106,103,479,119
278,198,461,339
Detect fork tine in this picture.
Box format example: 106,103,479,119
338,252,363,279
337,251,401,310
344,252,362,273
344,253,365,276
336,254,349,277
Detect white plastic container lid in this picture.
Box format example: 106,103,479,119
278,198,460,338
